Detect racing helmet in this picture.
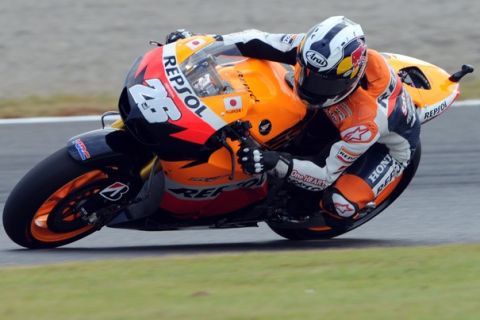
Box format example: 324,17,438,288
295,16,368,107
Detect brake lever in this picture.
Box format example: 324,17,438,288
221,121,258,180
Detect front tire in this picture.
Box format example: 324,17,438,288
3,148,117,248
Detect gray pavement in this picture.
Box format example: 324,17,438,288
1,106,479,266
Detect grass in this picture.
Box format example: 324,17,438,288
0,78,478,118
0,94,118,118
458,78,480,100
0,244,479,320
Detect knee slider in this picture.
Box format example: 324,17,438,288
321,188,359,219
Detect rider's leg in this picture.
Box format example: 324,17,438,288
320,144,404,223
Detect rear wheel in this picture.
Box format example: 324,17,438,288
269,144,422,240
3,148,125,248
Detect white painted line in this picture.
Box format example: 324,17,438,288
452,99,480,108
0,115,120,125
0,99,479,125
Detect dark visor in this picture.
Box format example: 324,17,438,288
299,66,357,97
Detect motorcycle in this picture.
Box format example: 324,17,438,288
3,36,474,249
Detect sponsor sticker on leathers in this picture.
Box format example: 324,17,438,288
280,34,297,45
341,125,373,143
332,193,356,217
336,147,359,164
326,103,352,125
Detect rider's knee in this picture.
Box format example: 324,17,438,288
320,173,377,224
320,187,360,220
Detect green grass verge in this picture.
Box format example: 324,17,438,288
0,94,118,118
459,78,480,100
0,78,478,118
0,244,479,320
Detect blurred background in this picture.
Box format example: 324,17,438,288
1,0,479,100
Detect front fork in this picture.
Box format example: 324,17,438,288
66,120,164,228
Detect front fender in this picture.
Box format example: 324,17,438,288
67,128,152,167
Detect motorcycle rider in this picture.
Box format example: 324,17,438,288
166,16,420,225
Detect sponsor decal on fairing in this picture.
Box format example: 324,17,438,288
186,38,206,50
163,44,225,128
223,96,242,113
419,88,459,123
72,139,91,160
164,175,267,200
189,175,230,183
259,119,272,135
128,79,181,123
132,44,226,144
237,71,260,102
99,182,130,201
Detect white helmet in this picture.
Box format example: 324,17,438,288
295,16,368,107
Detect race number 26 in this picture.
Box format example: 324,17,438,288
128,79,181,123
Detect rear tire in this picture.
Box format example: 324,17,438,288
268,224,346,241
3,148,115,248
269,144,422,240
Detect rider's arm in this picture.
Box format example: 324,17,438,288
284,122,380,191
238,121,380,192
220,30,304,65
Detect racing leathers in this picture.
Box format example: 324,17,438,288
223,30,421,221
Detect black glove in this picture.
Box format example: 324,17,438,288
237,144,292,177
165,29,194,44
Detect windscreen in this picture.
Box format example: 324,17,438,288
180,42,246,97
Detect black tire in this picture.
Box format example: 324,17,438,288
269,144,422,240
3,147,116,249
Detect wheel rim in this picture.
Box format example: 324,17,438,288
308,226,332,232
30,170,107,243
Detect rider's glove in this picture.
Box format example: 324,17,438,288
237,144,292,178
165,29,194,44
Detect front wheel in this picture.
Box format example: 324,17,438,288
3,148,128,249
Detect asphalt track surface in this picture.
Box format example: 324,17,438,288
1,106,479,266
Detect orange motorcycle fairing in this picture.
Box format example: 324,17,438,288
158,141,269,218
384,53,460,123
140,37,308,218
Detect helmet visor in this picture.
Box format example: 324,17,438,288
298,66,357,97
296,65,360,107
